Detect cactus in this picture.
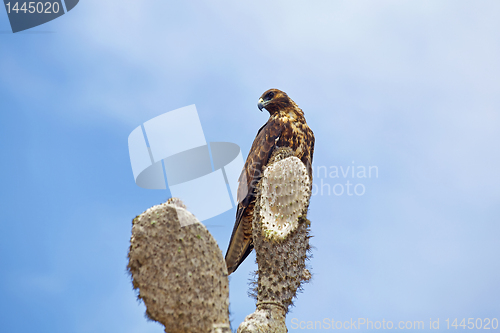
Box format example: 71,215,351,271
127,147,312,333
127,198,230,333
238,147,312,333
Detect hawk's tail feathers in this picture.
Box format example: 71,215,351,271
225,212,254,275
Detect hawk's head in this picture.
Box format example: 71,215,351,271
258,89,297,115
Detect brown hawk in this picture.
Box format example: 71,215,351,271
225,89,315,275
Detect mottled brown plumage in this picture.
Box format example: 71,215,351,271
225,89,315,275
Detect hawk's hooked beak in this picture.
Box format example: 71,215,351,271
257,98,265,112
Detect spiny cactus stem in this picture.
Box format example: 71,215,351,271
127,198,230,333
256,301,287,313
238,147,312,333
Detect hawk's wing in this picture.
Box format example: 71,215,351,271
225,119,283,274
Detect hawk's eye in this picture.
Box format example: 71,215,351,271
265,91,275,101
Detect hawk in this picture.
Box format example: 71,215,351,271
225,89,315,275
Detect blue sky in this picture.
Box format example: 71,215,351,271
1,1,499,332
